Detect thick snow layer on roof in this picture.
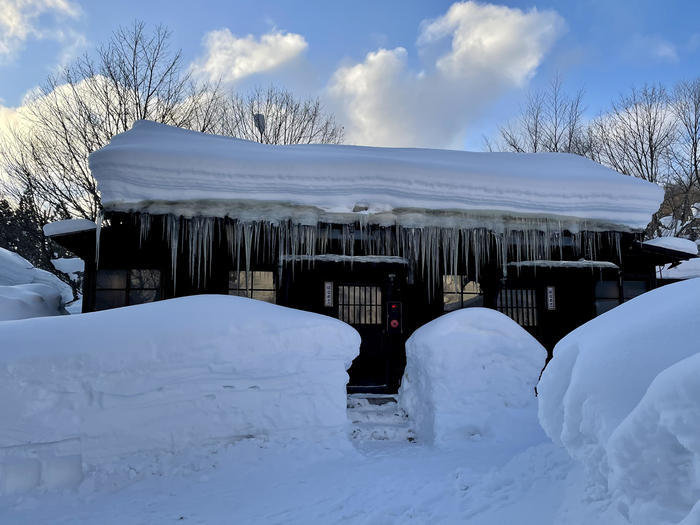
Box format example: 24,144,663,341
0,295,359,493
89,121,663,231
643,236,698,255
43,219,96,237
538,278,700,524
399,308,546,445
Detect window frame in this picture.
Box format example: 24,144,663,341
94,268,162,311
442,275,483,312
228,270,277,304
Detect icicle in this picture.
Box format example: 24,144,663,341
139,213,151,248
95,209,104,266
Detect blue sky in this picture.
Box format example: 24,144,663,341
1,0,700,149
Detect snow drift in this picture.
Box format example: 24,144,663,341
0,295,360,494
399,308,546,445
0,284,64,321
90,120,662,231
538,278,700,524
0,247,72,321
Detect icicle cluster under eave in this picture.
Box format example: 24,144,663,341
127,212,624,297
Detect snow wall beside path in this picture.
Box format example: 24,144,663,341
538,278,700,525
0,295,360,494
399,308,546,445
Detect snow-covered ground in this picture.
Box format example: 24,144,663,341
2,283,700,524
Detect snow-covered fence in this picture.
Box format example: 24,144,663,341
399,307,546,445
0,295,359,494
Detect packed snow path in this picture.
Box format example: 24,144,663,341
347,394,415,442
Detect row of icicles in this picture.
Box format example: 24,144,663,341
123,213,623,294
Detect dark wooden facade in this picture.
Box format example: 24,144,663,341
50,211,692,393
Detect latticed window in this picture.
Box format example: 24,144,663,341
442,275,483,311
496,288,538,327
228,271,276,303
94,269,161,311
337,285,382,325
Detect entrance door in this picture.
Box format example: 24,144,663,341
337,282,388,391
279,261,409,393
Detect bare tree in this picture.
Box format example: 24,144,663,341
653,79,700,238
591,84,676,184
495,75,588,155
1,21,223,221
213,86,344,145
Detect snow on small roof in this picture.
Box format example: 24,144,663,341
509,259,619,269
43,219,97,237
89,120,664,231
281,255,409,264
643,237,698,256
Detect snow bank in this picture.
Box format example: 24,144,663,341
399,308,546,445
50,257,84,280
538,279,700,524
607,353,700,525
0,284,63,321
0,295,359,493
0,248,72,320
643,236,698,255
89,120,662,231
658,258,700,280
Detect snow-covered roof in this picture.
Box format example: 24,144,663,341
643,237,698,256
43,219,97,237
89,120,664,231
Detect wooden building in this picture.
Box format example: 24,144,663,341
47,121,690,393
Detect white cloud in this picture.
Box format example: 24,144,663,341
0,0,82,62
191,29,308,85
327,1,565,148
627,35,679,63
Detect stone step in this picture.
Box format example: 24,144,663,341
351,423,415,442
347,394,415,442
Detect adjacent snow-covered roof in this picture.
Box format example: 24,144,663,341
89,120,664,231
43,219,97,237
643,236,698,256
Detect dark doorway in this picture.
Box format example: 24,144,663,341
279,259,410,393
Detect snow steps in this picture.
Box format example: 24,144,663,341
347,394,415,442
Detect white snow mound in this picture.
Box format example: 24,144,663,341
399,307,546,445
0,247,72,320
0,295,360,494
89,120,663,231
538,278,700,524
0,284,63,321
